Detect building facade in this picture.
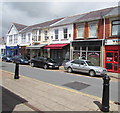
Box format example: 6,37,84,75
6,6,119,73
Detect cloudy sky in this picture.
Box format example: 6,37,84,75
1,0,119,38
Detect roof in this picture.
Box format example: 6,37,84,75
13,23,27,31
75,7,115,22
105,6,120,17
50,13,85,27
20,18,64,33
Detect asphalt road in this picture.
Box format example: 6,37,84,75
1,62,119,102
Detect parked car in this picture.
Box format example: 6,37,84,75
64,59,107,77
2,55,13,62
30,57,59,69
12,56,29,64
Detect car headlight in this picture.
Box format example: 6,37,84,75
7,58,10,60
48,63,54,65
21,59,24,62
95,69,102,72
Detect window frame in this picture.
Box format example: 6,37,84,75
63,28,68,39
21,33,26,43
14,34,18,44
44,30,48,40
89,23,97,38
111,20,120,36
77,24,84,38
54,29,59,40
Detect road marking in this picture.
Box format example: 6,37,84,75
1,69,115,105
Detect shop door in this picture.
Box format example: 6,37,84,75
105,51,119,72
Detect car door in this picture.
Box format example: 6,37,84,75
33,57,39,66
37,57,43,67
79,60,88,73
71,60,81,72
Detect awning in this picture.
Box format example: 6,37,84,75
44,43,69,49
26,44,47,49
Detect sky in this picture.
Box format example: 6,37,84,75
1,0,119,39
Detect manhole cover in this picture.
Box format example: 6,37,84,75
63,81,90,90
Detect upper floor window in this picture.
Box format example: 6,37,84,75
28,33,31,42
14,34,18,44
21,34,26,43
112,20,120,36
38,30,41,41
9,35,12,44
89,23,97,38
77,25,84,38
44,31,48,40
33,30,37,41
63,28,68,39
54,29,58,39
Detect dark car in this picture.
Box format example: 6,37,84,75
30,57,59,69
2,55,13,62
12,56,29,64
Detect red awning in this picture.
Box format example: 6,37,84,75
44,43,69,49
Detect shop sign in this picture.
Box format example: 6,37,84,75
105,39,120,45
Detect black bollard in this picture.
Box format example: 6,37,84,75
101,75,110,112
14,63,19,79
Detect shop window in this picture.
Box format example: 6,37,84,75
88,46,100,51
106,63,113,69
114,64,118,71
114,53,118,62
106,53,113,57
112,20,120,36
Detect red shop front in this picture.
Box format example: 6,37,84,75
105,45,120,73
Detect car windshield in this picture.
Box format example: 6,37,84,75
20,56,28,59
86,61,94,66
46,58,55,63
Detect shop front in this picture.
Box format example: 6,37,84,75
72,40,104,66
44,43,70,65
6,45,19,56
105,39,120,73
26,44,47,59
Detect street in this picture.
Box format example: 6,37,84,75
1,61,119,102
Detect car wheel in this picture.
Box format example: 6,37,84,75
89,70,96,77
43,64,48,69
67,67,72,73
31,63,35,67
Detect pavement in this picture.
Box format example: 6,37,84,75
1,70,119,112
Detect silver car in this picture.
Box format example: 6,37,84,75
64,59,107,77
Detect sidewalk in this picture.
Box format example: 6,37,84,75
1,70,119,112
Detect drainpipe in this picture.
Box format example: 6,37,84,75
102,17,106,67
70,41,73,61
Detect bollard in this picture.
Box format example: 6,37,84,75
101,75,110,112
14,63,19,79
